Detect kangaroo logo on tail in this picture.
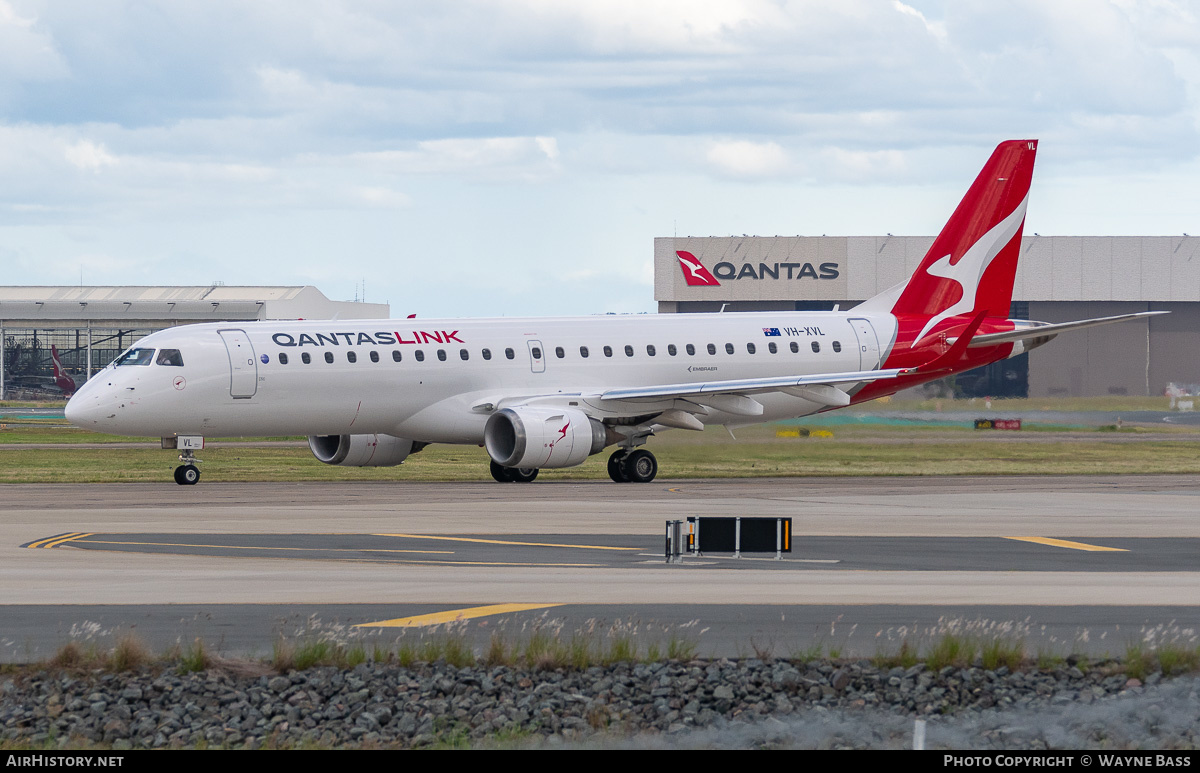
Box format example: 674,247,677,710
913,194,1030,345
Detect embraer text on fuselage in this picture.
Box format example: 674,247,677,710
271,330,464,347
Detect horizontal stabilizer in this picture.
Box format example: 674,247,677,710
916,310,987,372
951,311,1168,348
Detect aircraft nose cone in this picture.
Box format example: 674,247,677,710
63,394,87,425
64,389,107,427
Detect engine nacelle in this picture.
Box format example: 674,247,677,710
307,433,415,467
485,407,607,469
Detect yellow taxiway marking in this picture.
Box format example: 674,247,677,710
64,538,454,556
343,559,600,567
1004,537,1128,552
25,533,94,549
355,603,564,629
374,533,638,551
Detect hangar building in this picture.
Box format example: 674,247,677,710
655,235,1200,398
0,285,388,399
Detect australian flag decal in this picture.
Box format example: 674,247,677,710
762,327,781,336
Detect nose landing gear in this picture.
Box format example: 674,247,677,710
163,435,204,485
173,447,201,486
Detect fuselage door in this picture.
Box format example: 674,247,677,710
527,340,545,373
218,328,258,399
849,318,881,371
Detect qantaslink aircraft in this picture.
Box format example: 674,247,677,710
65,140,1160,485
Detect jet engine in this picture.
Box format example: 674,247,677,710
484,406,608,469
307,433,415,467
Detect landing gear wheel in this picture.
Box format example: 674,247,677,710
623,449,657,483
607,451,628,483
490,460,539,483
174,465,200,486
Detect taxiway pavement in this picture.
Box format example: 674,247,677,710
3,476,1198,660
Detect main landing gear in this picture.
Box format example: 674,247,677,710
490,459,539,483
607,448,658,483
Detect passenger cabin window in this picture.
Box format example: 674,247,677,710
555,346,565,359
746,343,756,354
530,347,542,360
347,351,357,363
646,345,656,356
460,349,469,361
392,350,402,362
667,344,677,356
724,343,734,355
156,349,184,366
301,352,311,364
790,342,799,353
624,345,634,357
114,348,154,367
505,348,515,360
811,342,820,353
415,350,425,362
324,352,334,364
437,349,447,361
707,343,716,355
370,351,379,363
768,342,777,354
279,353,289,365
833,341,842,353
604,346,613,358
482,348,492,360
580,346,589,358
686,344,696,356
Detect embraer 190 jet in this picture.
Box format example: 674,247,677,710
65,140,1161,485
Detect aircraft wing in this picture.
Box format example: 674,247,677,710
598,367,907,404
951,311,1167,348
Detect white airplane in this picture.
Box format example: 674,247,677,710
65,140,1162,485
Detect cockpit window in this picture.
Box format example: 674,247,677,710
156,349,184,366
114,348,155,367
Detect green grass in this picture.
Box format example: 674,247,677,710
2,392,1199,482
857,395,1174,413
3,421,1200,482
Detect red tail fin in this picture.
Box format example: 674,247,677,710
51,345,76,394
891,140,1037,344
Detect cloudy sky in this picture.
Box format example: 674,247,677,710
1,0,1197,316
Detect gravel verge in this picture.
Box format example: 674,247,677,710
3,659,1198,749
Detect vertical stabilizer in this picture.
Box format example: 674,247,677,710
885,140,1037,344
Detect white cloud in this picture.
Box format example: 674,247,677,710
818,147,908,182
354,186,411,209
0,0,69,83
63,140,117,172
344,136,563,181
706,140,790,178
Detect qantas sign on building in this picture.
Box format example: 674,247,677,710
655,236,854,304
